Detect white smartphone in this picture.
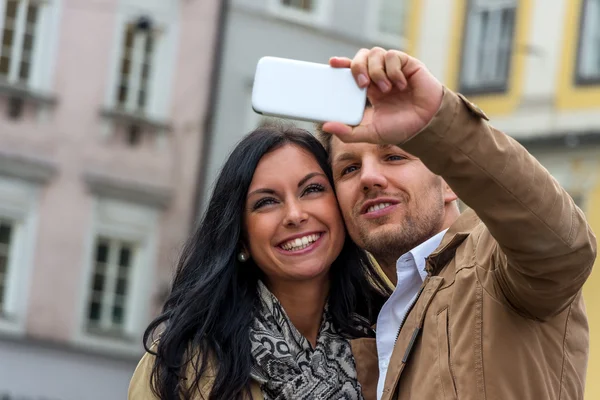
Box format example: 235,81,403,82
251,56,367,126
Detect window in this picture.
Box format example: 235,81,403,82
267,0,329,24
368,0,407,46
0,0,41,85
0,176,39,335
116,17,156,114
280,0,313,11
0,219,14,314
577,0,600,83
77,198,158,352
0,0,60,118
103,2,180,146
460,0,517,93
86,237,137,338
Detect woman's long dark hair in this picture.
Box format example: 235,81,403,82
143,123,392,400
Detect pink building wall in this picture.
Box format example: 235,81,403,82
0,0,222,397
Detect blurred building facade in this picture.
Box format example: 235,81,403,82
199,0,419,207
0,0,222,398
411,0,600,398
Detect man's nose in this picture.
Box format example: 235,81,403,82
360,160,388,192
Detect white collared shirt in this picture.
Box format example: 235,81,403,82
375,229,448,400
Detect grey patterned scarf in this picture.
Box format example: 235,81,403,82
249,281,365,400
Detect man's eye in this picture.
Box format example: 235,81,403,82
253,197,277,210
386,155,406,161
341,165,359,176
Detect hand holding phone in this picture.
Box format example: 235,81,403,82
251,56,367,126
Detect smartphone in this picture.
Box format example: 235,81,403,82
251,56,367,126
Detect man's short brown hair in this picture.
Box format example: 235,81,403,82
314,99,372,162
314,122,333,161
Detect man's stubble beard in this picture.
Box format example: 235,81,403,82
357,196,445,266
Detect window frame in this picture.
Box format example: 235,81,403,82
365,0,409,49
575,0,600,85
0,176,39,336
0,0,42,84
0,219,15,313
86,236,139,338
266,0,331,26
458,0,518,95
75,198,158,355
115,19,157,114
0,0,61,92
104,5,179,123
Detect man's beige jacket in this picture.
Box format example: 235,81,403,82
374,88,597,400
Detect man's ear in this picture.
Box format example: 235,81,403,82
442,180,458,204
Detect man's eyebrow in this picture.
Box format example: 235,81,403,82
378,144,415,159
378,144,394,151
333,145,406,165
333,152,357,164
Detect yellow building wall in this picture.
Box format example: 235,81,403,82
404,0,423,56
557,0,600,109
584,182,600,400
554,0,600,395
445,0,533,116
405,1,600,397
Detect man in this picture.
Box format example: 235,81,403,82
318,47,597,400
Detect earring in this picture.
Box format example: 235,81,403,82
238,252,248,262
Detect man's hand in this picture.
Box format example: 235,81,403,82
322,47,444,145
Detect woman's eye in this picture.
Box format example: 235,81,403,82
253,197,277,210
302,183,325,196
341,165,359,176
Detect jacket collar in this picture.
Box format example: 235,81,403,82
425,209,479,275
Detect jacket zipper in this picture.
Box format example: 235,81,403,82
382,280,427,400
394,278,428,343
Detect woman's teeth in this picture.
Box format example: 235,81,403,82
280,233,321,251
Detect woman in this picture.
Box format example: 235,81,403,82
128,123,391,400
